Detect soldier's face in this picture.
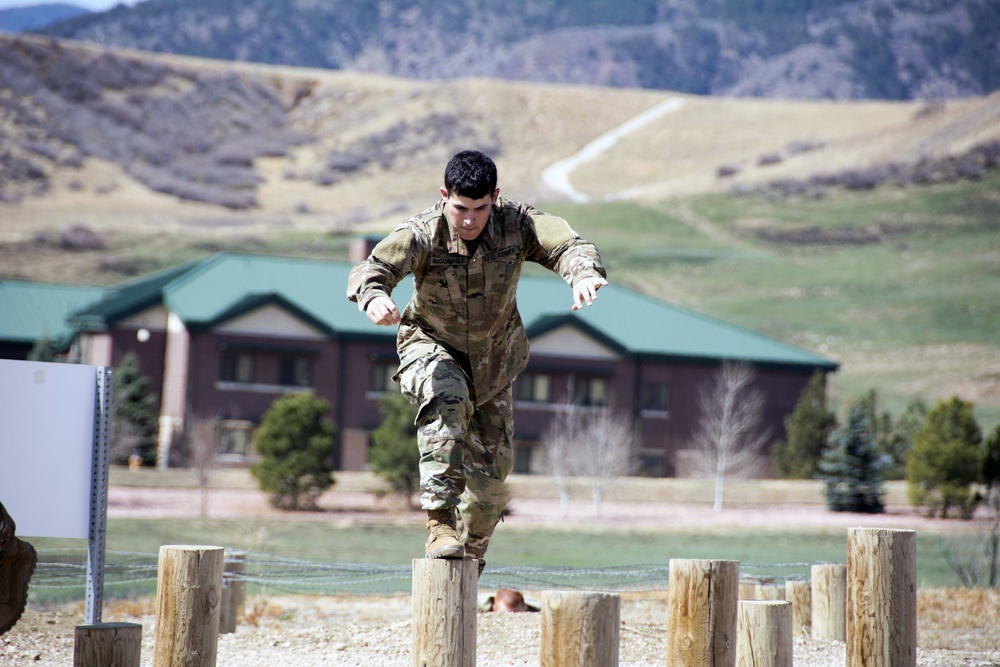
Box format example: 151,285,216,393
440,188,498,241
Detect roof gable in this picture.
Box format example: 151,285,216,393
529,322,621,359
205,295,327,339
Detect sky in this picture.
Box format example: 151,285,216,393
0,0,139,11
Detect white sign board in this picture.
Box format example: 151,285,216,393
0,359,98,539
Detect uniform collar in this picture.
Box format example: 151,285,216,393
439,198,503,256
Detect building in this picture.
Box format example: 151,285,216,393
2,253,837,475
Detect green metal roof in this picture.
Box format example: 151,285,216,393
68,253,837,370
519,279,838,369
0,281,106,348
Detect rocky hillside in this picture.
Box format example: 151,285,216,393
34,0,1000,101
2,31,999,233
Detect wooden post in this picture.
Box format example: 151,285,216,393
540,590,620,666
220,550,246,634
753,584,784,601
74,622,142,667
810,563,846,641
784,580,812,638
665,558,739,667
846,528,917,667
736,601,792,667
738,582,758,600
153,545,224,667
411,558,477,667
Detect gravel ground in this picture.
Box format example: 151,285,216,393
3,591,998,666
2,485,998,665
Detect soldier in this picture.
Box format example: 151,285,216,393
0,502,37,636
347,150,607,574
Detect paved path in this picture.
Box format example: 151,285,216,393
541,97,685,202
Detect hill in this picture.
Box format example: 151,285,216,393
33,0,1000,101
0,34,998,428
0,3,89,33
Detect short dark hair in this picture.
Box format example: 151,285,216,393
444,150,497,199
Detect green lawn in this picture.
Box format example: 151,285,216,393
26,516,986,603
544,173,1000,428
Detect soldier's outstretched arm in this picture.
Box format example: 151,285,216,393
366,295,401,325
571,276,609,311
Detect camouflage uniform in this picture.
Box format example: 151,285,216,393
347,196,606,560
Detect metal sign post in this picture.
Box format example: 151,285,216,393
86,366,113,625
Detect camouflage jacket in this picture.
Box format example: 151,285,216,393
346,197,606,405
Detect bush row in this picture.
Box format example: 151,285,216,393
736,139,1000,198
315,112,502,187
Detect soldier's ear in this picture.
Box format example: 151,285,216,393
440,187,449,200
491,188,499,203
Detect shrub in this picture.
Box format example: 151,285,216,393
112,352,159,466
771,372,837,479
368,390,420,507
251,392,337,510
907,396,984,519
818,402,885,513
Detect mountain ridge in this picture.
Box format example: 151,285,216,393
32,0,1000,101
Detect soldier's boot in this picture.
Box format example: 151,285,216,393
425,508,465,559
0,503,37,636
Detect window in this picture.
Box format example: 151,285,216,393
573,376,606,406
514,445,534,474
516,373,551,403
220,352,254,384
369,361,398,393
216,420,255,461
635,452,666,477
643,382,670,412
279,357,312,387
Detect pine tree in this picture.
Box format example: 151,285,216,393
112,351,159,466
771,372,837,479
368,391,420,507
907,396,983,519
27,335,59,362
251,391,336,510
818,402,885,513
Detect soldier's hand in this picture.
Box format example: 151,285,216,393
572,276,608,310
366,296,401,325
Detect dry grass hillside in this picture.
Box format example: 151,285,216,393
2,34,999,283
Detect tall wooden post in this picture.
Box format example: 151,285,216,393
74,622,142,667
411,558,477,667
784,580,812,638
736,601,792,667
220,550,246,634
540,590,620,666
847,528,917,667
810,563,846,641
153,545,224,667
665,558,739,667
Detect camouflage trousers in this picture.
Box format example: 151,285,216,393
397,348,513,562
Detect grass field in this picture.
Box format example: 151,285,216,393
544,172,1000,427
26,515,985,604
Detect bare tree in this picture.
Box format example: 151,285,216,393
945,487,1000,588
542,402,580,517
689,361,771,512
573,409,634,518
188,419,219,519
